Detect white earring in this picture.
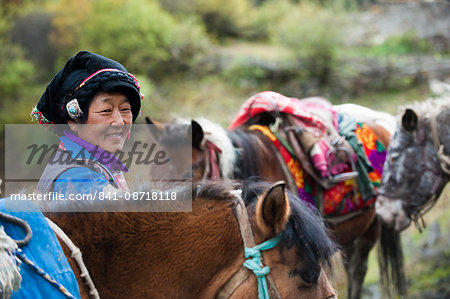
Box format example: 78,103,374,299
66,99,83,119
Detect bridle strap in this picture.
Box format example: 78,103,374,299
217,193,282,299
234,193,256,248
430,108,450,175
217,267,252,299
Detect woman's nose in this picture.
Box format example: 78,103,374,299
111,109,125,125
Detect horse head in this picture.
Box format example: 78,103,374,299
377,101,450,231
204,180,337,298
145,116,206,180
145,116,239,181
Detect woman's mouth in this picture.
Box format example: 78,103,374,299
105,132,123,139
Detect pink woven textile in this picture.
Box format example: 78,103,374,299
228,91,327,135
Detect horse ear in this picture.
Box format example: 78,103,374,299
256,181,291,237
189,120,204,150
401,109,418,131
145,116,165,140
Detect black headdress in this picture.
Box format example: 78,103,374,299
31,51,143,128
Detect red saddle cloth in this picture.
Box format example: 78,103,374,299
229,91,327,134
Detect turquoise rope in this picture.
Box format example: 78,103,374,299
243,234,282,299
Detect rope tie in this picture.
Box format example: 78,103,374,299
437,145,450,175
15,251,78,299
242,235,282,299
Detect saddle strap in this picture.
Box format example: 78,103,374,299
46,217,100,299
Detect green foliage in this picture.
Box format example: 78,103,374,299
47,0,93,62
79,0,175,76
271,2,343,86
0,5,11,39
195,0,252,39
163,16,211,73
0,47,36,100
75,0,210,77
0,46,39,123
11,9,58,71
240,0,293,41
222,58,268,86
368,31,432,56
158,0,252,40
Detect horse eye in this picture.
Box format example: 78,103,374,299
298,279,315,290
390,152,400,162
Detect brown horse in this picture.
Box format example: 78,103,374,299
145,103,402,299
32,181,337,298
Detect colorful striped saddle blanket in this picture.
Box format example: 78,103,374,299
249,122,386,216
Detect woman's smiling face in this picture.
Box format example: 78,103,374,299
74,92,133,153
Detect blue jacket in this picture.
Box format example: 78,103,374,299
37,136,118,196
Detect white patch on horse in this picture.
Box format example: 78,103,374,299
195,118,236,179
376,196,409,231
334,103,397,135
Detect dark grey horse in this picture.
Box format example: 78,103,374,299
377,99,450,231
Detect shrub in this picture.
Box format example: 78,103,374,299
10,10,58,70
0,46,36,100
0,46,39,123
240,0,294,41
271,2,344,86
158,0,252,40
78,0,175,76
162,16,211,73
75,0,210,78
368,31,432,55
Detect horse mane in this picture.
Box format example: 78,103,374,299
401,98,450,121
227,130,265,179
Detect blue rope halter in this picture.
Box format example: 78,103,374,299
243,234,282,299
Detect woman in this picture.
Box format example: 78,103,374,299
0,51,144,298
31,51,143,197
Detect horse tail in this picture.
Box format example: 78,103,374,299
377,221,407,297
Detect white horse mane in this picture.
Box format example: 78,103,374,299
401,98,450,121
194,118,236,179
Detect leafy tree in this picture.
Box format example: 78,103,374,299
48,0,93,62
157,0,252,40
272,2,343,86
10,10,58,70
78,0,176,77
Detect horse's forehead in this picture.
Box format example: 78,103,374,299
390,128,414,150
